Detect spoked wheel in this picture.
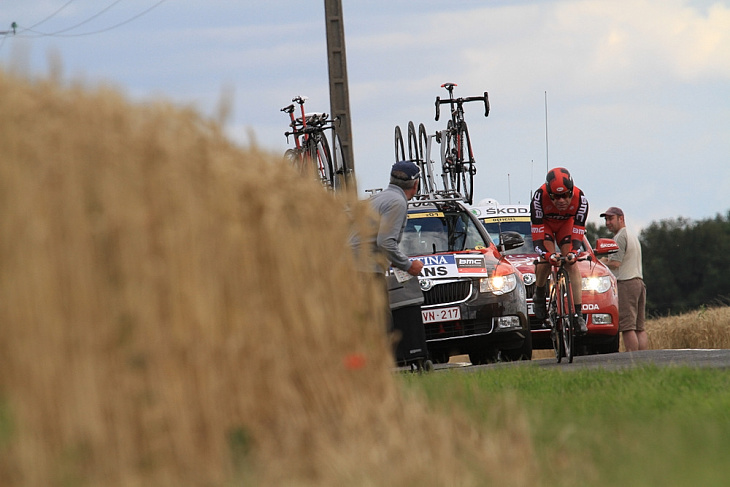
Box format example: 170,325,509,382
549,289,563,363
331,131,348,191
455,123,475,204
309,134,334,188
559,274,575,363
394,125,405,162
417,123,434,195
442,120,458,194
560,314,574,364
407,121,419,162
284,147,304,170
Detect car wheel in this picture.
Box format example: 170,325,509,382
597,333,620,354
469,347,498,365
501,331,533,361
430,352,450,364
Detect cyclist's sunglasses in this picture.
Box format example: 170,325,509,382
549,192,572,201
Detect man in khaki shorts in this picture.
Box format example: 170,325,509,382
600,207,648,351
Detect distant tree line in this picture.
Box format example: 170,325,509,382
587,211,730,316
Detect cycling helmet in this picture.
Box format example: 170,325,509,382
545,167,574,195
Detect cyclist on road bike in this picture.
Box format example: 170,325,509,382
530,167,589,335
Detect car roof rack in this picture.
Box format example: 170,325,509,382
410,189,464,205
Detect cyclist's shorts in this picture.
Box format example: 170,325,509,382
542,218,575,247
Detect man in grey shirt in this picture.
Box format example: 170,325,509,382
351,160,424,277
600,207,648,351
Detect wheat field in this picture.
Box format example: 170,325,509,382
0,69,540,486
1,68,727,487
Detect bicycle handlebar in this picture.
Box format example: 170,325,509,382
533,253,592,266
434,92,490,121
284,117,340,138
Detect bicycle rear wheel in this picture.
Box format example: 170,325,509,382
394,125,405,162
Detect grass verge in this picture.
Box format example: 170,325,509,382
401,365,730,487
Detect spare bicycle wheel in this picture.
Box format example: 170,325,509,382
407,121,419,162
394,125,405,162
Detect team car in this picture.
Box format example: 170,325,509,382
398,198,531,364
472,203,620,354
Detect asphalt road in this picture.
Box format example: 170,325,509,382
432,349,730,372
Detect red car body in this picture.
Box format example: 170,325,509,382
472,204,620,354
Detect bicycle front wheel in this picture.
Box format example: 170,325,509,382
331,131,348,191
442,120,458,194
558,270,575,363
457,122,475,205
308,134,334,188
394,125,405,162
548,282,563,363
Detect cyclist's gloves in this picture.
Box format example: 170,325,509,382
565,252,577,264
547,252,561,265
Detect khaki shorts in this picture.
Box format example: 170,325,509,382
617,278,646,332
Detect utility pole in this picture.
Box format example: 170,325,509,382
323,0,356,191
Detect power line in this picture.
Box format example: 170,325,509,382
13,0,169,38
23,0,76,32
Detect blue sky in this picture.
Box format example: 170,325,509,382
2,0,728,232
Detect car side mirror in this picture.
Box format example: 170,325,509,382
594,238,619,256
500,231,525,252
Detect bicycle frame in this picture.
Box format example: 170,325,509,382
545,254,590,363
281,95,308,149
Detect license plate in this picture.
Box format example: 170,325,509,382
422,306,461,324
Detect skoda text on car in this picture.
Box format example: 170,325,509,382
399,198,531,364
472,203,620,354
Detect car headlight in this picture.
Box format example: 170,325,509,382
582,275,612,293
480,273,518,295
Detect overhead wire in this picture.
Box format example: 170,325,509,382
10,0,169,38
22,0,76,32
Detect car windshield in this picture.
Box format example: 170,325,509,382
482,219,588,255
482,220,534,255
401,210,489,256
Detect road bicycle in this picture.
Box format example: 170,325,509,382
281,96,349,190
543,253,590,363
434,83,489,205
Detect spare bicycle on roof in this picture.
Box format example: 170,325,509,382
393,83,489,205
281,95,350,191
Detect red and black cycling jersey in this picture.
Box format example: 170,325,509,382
530,184,589,257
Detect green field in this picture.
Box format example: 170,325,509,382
400,366,730,487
